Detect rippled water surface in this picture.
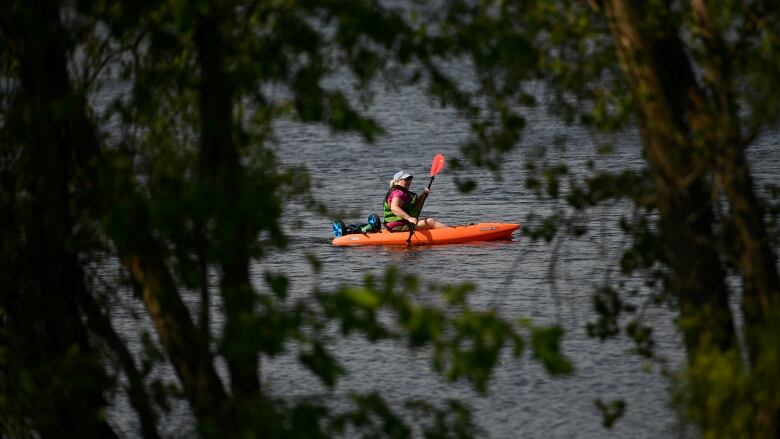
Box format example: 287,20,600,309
257,85,687,439
106,75,780,437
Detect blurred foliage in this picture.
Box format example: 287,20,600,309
595,398,626,429
318,269,572,393
3,0,779,436
421,0,780,435
0,0,574,437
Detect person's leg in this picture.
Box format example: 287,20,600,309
384,220,411,232
415,217,448,230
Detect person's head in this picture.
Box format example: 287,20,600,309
391,171,413,188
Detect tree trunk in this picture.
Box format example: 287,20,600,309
9,0,117,436
195,11,261,399
601,0,737,356
689,2,780,434
689,0,780,358
81,294,161,439
4,0,233,431
122,251,229,424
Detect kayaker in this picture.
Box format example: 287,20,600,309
383,171,448,232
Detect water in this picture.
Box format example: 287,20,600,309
248,84,688,438
103,74,780,438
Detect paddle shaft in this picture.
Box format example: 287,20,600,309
406,176,435,244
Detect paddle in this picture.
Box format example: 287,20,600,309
406,153,445,245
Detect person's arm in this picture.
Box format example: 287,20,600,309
390,197,416,222
417,187,430,205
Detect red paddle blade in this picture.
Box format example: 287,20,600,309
429,153,445,177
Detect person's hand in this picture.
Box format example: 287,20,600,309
423,188,430,195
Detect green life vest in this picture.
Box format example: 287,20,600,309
383,186,420,223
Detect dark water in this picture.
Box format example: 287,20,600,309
255,85,687,439
104,75,780,437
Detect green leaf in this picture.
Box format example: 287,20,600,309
299,341,345,388
343,287,381,309
595,399,626,429
530,326,574,375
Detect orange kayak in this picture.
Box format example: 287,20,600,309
332,223,520,246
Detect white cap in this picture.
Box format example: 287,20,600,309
393,171,412,180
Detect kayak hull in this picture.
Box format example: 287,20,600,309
332,223,520,246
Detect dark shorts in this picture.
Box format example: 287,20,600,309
385,220,411,232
